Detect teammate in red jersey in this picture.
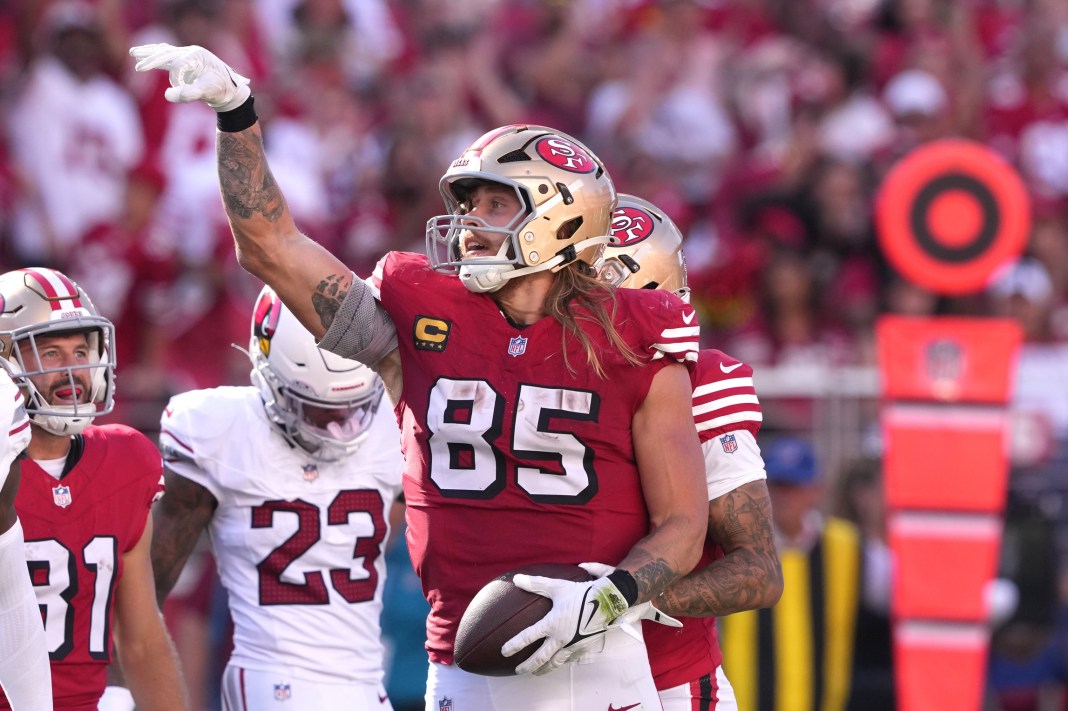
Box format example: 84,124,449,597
0,365,51,710
599,195,784,710
132,43,708,710
0,268,187,711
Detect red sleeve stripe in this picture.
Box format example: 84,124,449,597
9,419,30,437
695,410,763,432
160,428,195,453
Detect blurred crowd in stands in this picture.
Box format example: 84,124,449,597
4,0,1068,707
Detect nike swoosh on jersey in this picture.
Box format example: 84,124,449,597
720,362,743,373
682,310,696,324
608,703,641,711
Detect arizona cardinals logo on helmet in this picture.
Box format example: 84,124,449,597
252,290,283,356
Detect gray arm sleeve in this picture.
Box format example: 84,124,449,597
316,273,398,368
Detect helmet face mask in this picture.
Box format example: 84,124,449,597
598,194,691,303
0,268,115,436
426,125,618,293
249,287,384,462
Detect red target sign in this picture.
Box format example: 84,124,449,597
876,139,1030,295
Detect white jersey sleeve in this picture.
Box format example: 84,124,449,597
160,386,405,685
0,369,30,486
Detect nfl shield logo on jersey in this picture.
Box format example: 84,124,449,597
273,683,291,701
301,463,319,482
51,485,72,508
438,698,453,711
720,433,738,454
507,335,528,357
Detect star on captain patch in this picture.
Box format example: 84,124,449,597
52,485,72,508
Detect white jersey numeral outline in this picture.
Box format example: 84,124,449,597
25,536,119,660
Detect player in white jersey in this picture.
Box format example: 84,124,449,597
0,366,51,710
599,195,783,710
152,286,404,710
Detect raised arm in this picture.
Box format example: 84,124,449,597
128,44,357,339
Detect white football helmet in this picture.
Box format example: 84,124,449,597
598,194,691,303
426,124,618,293
0,268,115,436
249,286,384,462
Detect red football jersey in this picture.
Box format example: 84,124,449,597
645,349,763,692
0,425,164,711
370,251,699,664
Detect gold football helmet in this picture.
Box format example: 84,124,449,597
0,268,115,435
426,124,617,293
598,194,690,302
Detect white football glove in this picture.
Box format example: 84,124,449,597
129,43,250,112
528,562,683,674
502,571,631,676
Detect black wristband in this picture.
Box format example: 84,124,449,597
217,95,257,132
607,569,639,606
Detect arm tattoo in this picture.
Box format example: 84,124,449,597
312,274,349,330
218,132,285,222
658,480,783,618
629,558,680,602
151,470,217,608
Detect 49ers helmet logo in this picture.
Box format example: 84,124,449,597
611,207,655,246
535,136,596,173
252,290,283,356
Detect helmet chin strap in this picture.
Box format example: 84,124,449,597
459,235,614,294
32,406,97,436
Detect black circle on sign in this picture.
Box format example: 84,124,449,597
909,173,999,264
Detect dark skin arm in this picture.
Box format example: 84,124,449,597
657,479,783,617
150,468,217,608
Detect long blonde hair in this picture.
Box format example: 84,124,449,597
546,262,643,378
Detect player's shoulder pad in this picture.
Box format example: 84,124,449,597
615,288,699,364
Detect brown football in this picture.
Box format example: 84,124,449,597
453,562,594,676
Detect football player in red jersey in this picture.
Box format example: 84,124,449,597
0,268,188,711
598,195,784,710
0,365,51,710
132,44,708,710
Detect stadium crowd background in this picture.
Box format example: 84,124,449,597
3,0,1068,707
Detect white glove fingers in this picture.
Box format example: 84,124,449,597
501,621,547,657
578,562,614,578
131,47,186,73
510,574,559,597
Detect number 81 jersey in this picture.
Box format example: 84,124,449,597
159,386,404,684
0,425,164,711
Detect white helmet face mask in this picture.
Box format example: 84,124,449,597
0,268,115,436
598,194,691,304
249,287,384,462
426,124,618,293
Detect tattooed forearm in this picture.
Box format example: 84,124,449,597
218,131,286,222
657,481,783,618
151,471,217,607
312,274,349,330
628,557,682,602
